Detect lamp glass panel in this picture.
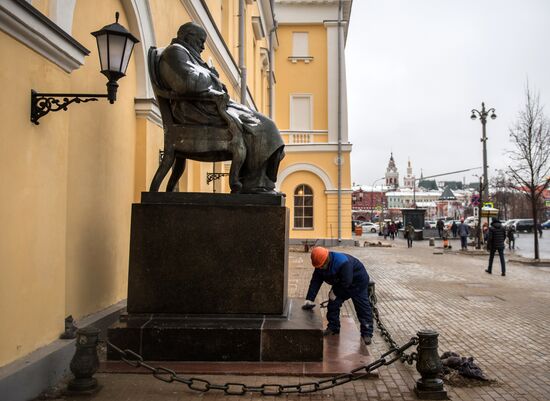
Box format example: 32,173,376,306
120,38,135,75
96,34,108,71
108,34,127,73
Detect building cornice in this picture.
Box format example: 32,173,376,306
284,143,352,152
134,98,162,127
0,0,89,73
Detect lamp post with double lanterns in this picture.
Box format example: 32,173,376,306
31,12,139,124
470,102,497,201
370,177,385,222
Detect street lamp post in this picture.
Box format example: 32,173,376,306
371,178,384,222
470,102,497,201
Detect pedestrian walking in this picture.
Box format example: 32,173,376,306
436,219,445,238
485,218,506,276
507,226,515,250
405,222,415,248
451,221,458,238
457,218,470,250
302,247,374,345
383,223,389,239
537,223,543,238
389,222,396,240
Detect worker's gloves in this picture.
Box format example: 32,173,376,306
302,300,316,310
329,289,336,301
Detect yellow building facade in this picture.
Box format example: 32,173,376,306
0,0,352,398
274,0,353,243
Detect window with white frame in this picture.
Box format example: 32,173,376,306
292,32,309,57
290,95,312,131
294,184,313,228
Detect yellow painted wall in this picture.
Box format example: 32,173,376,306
0,32,70,366
0,0,343,369
0,0,145,366
64,1,138,319
274,25,328,130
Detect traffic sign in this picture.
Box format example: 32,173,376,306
483,202,494,209
471,194,480,207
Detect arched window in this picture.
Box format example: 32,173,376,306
294,184,313,228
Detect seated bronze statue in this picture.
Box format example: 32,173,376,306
148,22,285,194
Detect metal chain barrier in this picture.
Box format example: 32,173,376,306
102,288,419,395
320,287,418,365
104,337,417,395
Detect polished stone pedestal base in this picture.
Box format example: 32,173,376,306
127,192,288,315
108,193,321,362
108,298,323,362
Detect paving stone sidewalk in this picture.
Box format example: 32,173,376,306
55,238,550,401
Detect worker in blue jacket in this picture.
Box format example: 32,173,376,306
302,247,373,345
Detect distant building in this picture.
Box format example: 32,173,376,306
351,186,387,221
385,153,399,188
403,159,416,189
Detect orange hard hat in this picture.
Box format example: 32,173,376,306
311,246,329,268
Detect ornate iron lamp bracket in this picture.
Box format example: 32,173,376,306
206,172,229,184
31,90,109,125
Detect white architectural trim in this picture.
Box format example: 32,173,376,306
48,0,75,34
0,0,89,72
275,0,352,38
325,20,348,143
134,98,162,127
284,143,352,152
275,1,338,24
277,163,335,190
121,0,157,100
325,189,353,194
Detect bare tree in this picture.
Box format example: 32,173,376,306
507,85,550,259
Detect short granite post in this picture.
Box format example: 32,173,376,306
414,330,448,400
67,327,101,394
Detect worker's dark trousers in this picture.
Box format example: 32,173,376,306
327,286,373,337
487,247,506,274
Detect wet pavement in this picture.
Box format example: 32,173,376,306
53,237,550,401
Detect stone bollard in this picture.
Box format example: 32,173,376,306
414,330,448,400
429,238,435,246
67,326,101,394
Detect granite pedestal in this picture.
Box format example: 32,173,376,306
108,193,323,362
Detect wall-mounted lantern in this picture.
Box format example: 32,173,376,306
31,12,139,125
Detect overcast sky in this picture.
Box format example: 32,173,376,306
346,0,550,187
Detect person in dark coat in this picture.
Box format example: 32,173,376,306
451,221,458,238
405,223,415,248
436,219,445,238
302,247,373,345
507,226,516,250
457,218,470,250
485,218,507,276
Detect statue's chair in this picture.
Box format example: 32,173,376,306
147,46,246,192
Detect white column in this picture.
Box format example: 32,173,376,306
48,0,76,34
324,21,349,144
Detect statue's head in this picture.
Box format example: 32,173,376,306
177,22,207,54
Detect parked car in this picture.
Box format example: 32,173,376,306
445,220,460,230
505,219,519,229
514,219,534,232
360,222,379,233
464,216,478,228
424,220,436,229
541,220,550,229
